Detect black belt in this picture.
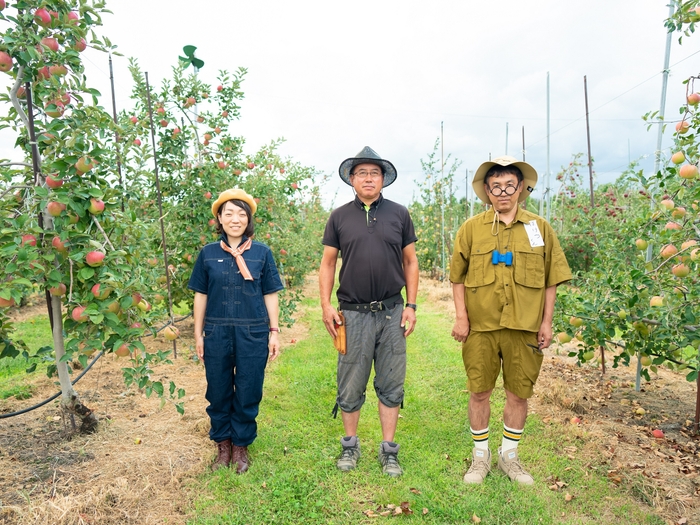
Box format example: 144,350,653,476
339,293,403,313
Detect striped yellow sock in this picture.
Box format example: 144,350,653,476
471,427,489,451
501,424,523,454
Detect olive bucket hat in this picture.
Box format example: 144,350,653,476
338,146,397,187
472,155,538,204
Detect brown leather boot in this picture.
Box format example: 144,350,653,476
232,444,249,474
211,439,232,471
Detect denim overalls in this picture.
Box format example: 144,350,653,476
188,235,284,446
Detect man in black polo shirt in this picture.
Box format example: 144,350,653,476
320,146,419,477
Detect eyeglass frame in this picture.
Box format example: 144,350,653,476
351,168,384,180
487,181,521,197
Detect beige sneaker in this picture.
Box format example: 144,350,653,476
497,447,534,485
463,448,491,484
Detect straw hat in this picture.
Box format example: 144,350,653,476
472,155,538,204
211,188,257,217
338,146,397,187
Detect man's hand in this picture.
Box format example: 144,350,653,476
537,322,553,350
268,332,280,362
322,303,342,338
452,316,470,343
401,306,417,337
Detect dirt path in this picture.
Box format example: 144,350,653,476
0,275,698,524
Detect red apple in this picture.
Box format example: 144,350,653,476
159,119,168,127
203,133,212,141
197,116,205,123
86,250,105,267
291,182,299,190
660,244,678,259
49,64,67,76
75,156,94,174
217,85,223,92
280,248,288,255
115,344,130,357
88,198,105,215
681,240,697,250
185,96,196,107
130,322,142,329
71,305,88,322
233,169,242,176
137,299,151,312
130,115,138,124
672,207,686,219
246,162,255,169
665,221,682,231
40,37,59,52
172,127,181,135
279,168,285,174
37,66,50,80
163,326,180,340
672,263,690,278
47,201,66,217
671,151,685,165
21,234,37,247
0,0,5,11
208,218,216,226
34,7,52,26
73,38,87,52
52,236,67,253
66,11,80,24
0,51,11,73
688,93,700,106
570,417,581,425
650,296,664,307
49,283,66,296
0,297,16,308
131,293,142,306
204,191,212,199
133,138,141,146
222,110,229,118
44,100,65,118
679,164,698,179
157,106,165,115
217,161,226,169
676,120,691,134
660,198,674,210
91,283,111,300
46,175,63,189
214,126,221,134
147,257,158,267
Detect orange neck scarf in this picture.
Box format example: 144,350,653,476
220,238,254,281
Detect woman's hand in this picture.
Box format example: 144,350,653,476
195,335,204,364
268,332,280,362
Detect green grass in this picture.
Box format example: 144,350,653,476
188,291,664,525
0,314,53,400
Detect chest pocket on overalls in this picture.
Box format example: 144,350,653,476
242,259,264,296
465,241,496,288
514,242,545,288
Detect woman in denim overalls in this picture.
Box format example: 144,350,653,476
188,189,284,473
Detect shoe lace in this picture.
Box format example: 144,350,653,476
505,458,527,476
340,446,357,460
382,451,399,468
468,457,490,474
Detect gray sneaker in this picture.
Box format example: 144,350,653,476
337,436,361,471
463,447,491,484
378,441,403,477
497,447,534,485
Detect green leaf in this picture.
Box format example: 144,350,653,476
79,267,95,280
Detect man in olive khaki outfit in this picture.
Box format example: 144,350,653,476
450,156,571,485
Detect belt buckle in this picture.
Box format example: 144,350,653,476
369,300,381,313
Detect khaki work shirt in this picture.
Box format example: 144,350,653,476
450,208,572,333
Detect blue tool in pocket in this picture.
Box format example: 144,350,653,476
491,250,513,266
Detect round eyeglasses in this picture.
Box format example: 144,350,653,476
488,184,519,197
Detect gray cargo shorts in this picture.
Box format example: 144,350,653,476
336,303,406,413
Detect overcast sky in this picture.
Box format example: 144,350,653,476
2,0,699,208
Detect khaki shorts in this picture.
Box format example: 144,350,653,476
462,329,543,399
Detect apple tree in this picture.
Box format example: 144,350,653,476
0,0,186,429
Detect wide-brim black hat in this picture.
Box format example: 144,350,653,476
338,146,397,187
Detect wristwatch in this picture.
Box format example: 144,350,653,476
405,303,417,311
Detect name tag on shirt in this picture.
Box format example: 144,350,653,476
523,220,544,247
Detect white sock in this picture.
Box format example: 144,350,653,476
501,424,523,454
470,426,489,451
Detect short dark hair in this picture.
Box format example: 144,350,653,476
215,199,254,238
484,165,523,186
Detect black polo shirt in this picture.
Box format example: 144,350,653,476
322,194,417,304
